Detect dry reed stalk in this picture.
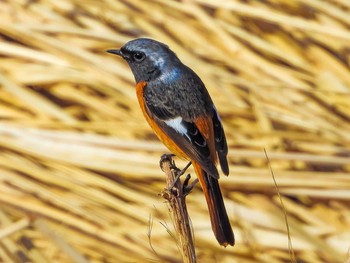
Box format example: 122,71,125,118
160,156,196,263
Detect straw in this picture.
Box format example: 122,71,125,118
0,0,349,262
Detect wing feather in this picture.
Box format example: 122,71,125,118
212,107,229,175
155,116,219,179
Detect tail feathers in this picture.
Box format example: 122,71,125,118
194,163,235,247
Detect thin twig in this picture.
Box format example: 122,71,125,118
264,148,296,263
160,155,196,263
147,214,162,261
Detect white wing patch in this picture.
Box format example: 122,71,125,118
165,117,191,141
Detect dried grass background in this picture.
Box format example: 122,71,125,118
0,0,350,262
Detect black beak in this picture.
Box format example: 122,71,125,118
106,49,122,56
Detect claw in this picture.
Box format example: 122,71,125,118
183,178,199,196
160,154,176,171
167,161,192,190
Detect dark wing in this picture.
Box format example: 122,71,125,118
212,106,229,175
145,102,219,179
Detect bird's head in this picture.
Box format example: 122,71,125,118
107,38,179,83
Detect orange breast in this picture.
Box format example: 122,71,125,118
136,81,189,160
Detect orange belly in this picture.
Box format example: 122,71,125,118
136,81,190,160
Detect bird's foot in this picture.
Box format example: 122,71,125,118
160,153,176,171
169,161,192,190
183,176,198,196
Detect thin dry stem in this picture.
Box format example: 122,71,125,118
160,156,196,263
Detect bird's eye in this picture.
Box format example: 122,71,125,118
133,52,145,62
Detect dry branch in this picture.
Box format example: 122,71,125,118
160,156,196,263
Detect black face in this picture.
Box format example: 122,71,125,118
107,38,180,83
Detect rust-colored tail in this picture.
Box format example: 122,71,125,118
193,162,235,247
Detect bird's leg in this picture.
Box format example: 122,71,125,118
183,176,199,196
170,161,192,187
160,154,193,190
177,161,192,178
167,161,192,190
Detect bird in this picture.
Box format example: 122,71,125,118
107,38,234,247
